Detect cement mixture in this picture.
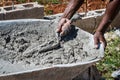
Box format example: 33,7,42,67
0,20,101,75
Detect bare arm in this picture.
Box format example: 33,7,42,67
94,0,120,48
96,0,120,33
62,0,84,19
57,0,84,36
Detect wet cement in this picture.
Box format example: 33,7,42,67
0,20,101,75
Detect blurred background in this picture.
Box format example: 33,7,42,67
0,0,109,15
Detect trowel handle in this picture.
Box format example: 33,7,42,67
57,32,62,41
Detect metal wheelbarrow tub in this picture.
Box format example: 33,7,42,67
0,19,104,80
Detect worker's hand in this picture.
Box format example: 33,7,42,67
56,18,72,36
94,31,107,49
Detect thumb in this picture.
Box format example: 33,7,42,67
94,37,99,49
56,23,62,33
56,18,66,33
60,20,71,36
56,26,61,33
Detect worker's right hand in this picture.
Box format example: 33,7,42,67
56,18,72,36
94,31,107,49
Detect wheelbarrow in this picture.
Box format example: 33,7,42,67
0,19,104,80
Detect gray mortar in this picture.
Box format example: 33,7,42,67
0,19,102,75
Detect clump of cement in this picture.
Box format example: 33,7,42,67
0,20,100,74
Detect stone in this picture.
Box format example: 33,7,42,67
0,2,44,20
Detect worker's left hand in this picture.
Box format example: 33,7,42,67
94,31,107,49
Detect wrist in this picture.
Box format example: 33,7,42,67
96,26,107,34
95,30,105,35
61,15,71,20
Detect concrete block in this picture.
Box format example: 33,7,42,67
0,2,44,20
0,8,5,20
73,17,97,33
44,9,105,34
72,9,104,33
72,9,120,33
0,13,4,20
111,11,120,28
44,9,120,34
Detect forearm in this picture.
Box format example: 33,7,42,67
96,0,120,33
62,0,84,19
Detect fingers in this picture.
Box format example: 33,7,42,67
56,26,61,33
94,32,107,49
94,36,99,49
60,20,71,36
56,18,71,36
56,18,66,33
